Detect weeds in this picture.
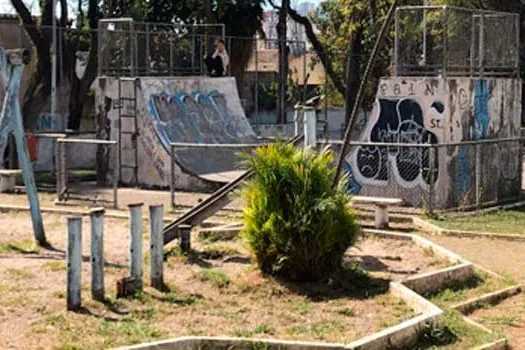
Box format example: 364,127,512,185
197,269,231,288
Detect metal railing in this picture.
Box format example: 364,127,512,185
395,6,520,78
56,138,118,208
322,138,524,214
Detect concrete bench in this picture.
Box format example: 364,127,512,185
0,169,22,193
350,196,404,229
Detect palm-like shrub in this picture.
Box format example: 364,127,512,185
241,143,360,281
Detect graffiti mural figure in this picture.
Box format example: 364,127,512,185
350,98,440,189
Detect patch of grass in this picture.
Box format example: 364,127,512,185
98,318,166,346
423,247,435,257
429,272,514,308
161,291,202,306
429,208,525,235
336,307,355,317
289,299,312,315
6,267,34,279
197,269,231,288
231,328,254,338
483,315,521,327
0,239,38,254
413,310,501,349
199,242,242,259
45,260,66,271
254,323,274,335
287,320,345,340
131,307,158,321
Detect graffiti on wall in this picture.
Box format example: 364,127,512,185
348,95,441,191
149,90,251,146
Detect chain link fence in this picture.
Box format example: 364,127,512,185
324,138,523,214
395,6,520,77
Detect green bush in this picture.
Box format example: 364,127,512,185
240,142,360,281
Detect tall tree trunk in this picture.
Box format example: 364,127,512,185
277,0,289,124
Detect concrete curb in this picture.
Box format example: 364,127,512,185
402,263,475,296
413,216,525,242
452,285,523,315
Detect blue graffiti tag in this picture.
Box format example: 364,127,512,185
474,80,489,140
342,161,362,195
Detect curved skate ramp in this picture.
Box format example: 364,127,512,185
96,76,260,191
146,78,258,177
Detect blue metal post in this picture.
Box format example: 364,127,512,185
0,49,46,245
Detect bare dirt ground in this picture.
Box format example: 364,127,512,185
347,236,452,281
421,234,525,348
0,211,449,350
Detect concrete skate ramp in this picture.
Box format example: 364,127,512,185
139,76,259,182
145,77,258,177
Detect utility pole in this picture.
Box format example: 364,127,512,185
51,0,57,130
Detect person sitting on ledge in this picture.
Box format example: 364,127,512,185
204,38,229,77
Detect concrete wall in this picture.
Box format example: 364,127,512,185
345,77,522,209
96,76,258,191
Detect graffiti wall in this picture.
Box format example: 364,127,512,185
95,76,258,191
345,77,522,208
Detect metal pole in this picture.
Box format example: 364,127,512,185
90,208,105,301
51,0,57,128
179,224,192,253
428,145,436,215
67,216,82,311
170,144,175,208
56,140,62,200
394,8,400,76
60,141,67,200
442,6,448,77
515,14,520,78
302,43,307,103
470,14,475,77
112,145,118,209
128,202,143,290
475,143,482,210
9,65,46,244
422,8,427,66
149,205,164,290
145,23,150,75
254,40,259,124
479,12,484,79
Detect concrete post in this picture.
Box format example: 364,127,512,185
128,202,143,290
375,205,388,229
293,107,301,137
179,224,192,253
90,208,105,301
303,107,317,148
67,216,82,310
149,205,164,290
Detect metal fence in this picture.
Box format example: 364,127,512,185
395,6,520,77
323,138,524,214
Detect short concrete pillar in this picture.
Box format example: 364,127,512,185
149,205,164,290
128,202,143,290
303,107,317,148
90,208,105,301
179,224,192,253
0,170,21,193
374,205,389,229
293,107,302,136
67,216,82,311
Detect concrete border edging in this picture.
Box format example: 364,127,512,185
413,216,525,242
402,263,475,296
452,285,523,315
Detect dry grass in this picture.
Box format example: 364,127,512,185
0,211,434,349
